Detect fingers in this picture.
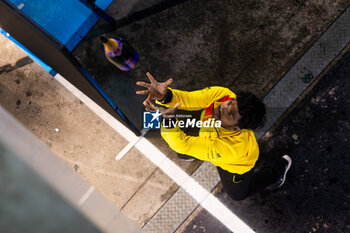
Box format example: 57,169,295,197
143,96,151,107
143,97,156,111
164,78,173,86
174,102,182,109
146,72,157,83
143,99,150,108
145,106,154,112
143,98,164,114
136,81,151,88
148,100,157,109
136,90,149,95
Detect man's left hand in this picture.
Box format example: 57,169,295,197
144,99,181,119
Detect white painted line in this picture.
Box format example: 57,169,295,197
182,177,254,232
116,138,140,160
78,186,95,206
201,194,254,233
116,129,149,160
54,73,252,232
54,74,138,142
135,138,189,185
135,138,254,233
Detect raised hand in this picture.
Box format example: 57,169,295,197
136,72,173,103
144,98,181,119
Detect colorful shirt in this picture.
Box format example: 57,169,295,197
157,86,259,174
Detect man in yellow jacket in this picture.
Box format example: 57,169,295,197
137,72,292,201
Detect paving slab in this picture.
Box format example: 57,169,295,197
121,168,179,227
76,147,157,209
0,35,156,213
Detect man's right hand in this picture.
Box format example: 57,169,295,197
136,72,173,103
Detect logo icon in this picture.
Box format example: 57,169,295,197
143,110,161,129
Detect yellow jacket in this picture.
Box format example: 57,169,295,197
158,86,259,174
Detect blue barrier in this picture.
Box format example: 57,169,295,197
3,0,112,74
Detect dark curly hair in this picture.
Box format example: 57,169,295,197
236,91,266,130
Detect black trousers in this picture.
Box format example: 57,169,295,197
217,157,285,201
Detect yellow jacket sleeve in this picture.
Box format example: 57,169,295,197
156,86,235,111
161,125,247,164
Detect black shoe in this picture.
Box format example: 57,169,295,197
177,153,196,161
265,155,292,191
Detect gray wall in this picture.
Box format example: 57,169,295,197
0,106,141,233
0,143,102,233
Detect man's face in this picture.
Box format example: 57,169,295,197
213,100,242,131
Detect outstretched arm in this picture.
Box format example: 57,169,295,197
136,73,235,111
157,86,235,111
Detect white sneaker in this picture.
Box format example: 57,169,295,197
265,155,292,190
